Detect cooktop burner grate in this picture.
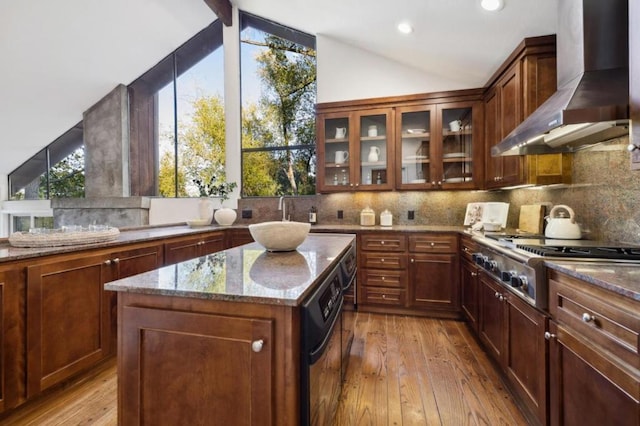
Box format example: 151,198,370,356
517,244,640,260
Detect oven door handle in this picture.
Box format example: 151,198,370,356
309,296,344,365
342,273,355,291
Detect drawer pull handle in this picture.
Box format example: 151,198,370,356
544,332,556,340
582,313,595,323
251,339,264,353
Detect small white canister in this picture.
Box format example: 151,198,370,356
360,207,376,226
380,209,393,227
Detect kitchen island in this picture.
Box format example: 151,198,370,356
105,233,355,426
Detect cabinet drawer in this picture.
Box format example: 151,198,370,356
460,236,478,262
409,234,458,253
361,253,406,270
361,269,406,289
361,286,405,306
549,271,640,369
360,234,407,252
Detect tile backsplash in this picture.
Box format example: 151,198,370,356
238,135,640,244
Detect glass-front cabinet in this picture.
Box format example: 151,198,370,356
317,98,482,192
396,101,482,190
318,108,394,192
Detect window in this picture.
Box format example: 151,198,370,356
8,122,85,200
240,13,317,196
128,20,225,197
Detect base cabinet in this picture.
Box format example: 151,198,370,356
478,271,548,425
164,231,226,265
548,270,640,426
0,267,25,412
119,304,273,425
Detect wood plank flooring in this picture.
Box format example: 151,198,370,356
0,313,528,425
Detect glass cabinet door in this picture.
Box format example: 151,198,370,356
356,109,393,189
321,114,352,190
439,103,478,188
396,106,435,188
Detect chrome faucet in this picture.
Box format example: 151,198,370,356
278,196,290,221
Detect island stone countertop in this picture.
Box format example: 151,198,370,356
105,233,356,306
545,261,640,301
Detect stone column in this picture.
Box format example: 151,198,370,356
83,84,130,197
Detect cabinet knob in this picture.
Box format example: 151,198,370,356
381,258,385,262
410,258,415,263
544,332,556,340
381,276,385,280
430,242,435,247
198,241,205,246
431,181,436,185
582,313,595,323
437,181,442,185
627,143,639,152
380,241,385,245
471,272,478,277
104,259,111,265
382,294,387,299
113,258,120,264
494,291,501,299
251,339,264,353
354,183,359,187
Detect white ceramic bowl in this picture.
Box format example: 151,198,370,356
248,221,311,252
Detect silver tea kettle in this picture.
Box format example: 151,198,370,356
544,205,582,239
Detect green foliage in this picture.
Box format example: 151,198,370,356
40,146,85,198
193,175,237,200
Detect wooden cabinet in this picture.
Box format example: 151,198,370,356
226,228,254,248
407,234,459,316
358,232,460,318
164,231,226,265
26,253,112,397
478,271,548,424
547,270,640,426
358,233,407,308
395,101,483,190
0,266,26,413
460,235,480,332
25,242,163,398
484,35,570,189
119,303,274,425
317,108,394,192
317,90,484,192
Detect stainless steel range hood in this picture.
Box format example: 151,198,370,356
492,0,629,156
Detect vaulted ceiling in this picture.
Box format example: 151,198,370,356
0,0,556,176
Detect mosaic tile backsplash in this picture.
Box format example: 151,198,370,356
237,136,640,244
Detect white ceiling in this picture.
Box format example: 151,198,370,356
0,0,557,177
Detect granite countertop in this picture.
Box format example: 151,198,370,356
0,223,466,263
105,234,356,306
545,261,640,302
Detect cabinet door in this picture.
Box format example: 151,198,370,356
505,294,548,424
437,101,483,189
460,259,479,332
318,112,352,191
0,268,24,413
496,64,523,186
478,273,506,364
355,108,394,190
119,306,273,425
107,243,164,280
164,232,225,265
396,105,437,189
26,254,112,397
408,253,459,312
226,229,254,248
548,321,640,426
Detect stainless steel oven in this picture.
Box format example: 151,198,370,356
300,264,343,425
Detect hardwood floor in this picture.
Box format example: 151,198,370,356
0,313,527,425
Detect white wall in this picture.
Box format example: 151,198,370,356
316,35,465,103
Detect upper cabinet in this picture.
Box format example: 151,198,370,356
318,108,394,191
484,35,571,188
396,102,483,190
317,91,484,193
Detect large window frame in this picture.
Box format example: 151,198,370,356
239,12,317,197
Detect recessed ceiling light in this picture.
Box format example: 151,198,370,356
481,0,504,11
397,22,413,34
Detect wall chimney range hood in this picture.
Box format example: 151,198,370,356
492,0,629,156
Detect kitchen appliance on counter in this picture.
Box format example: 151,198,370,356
471,231,640,309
